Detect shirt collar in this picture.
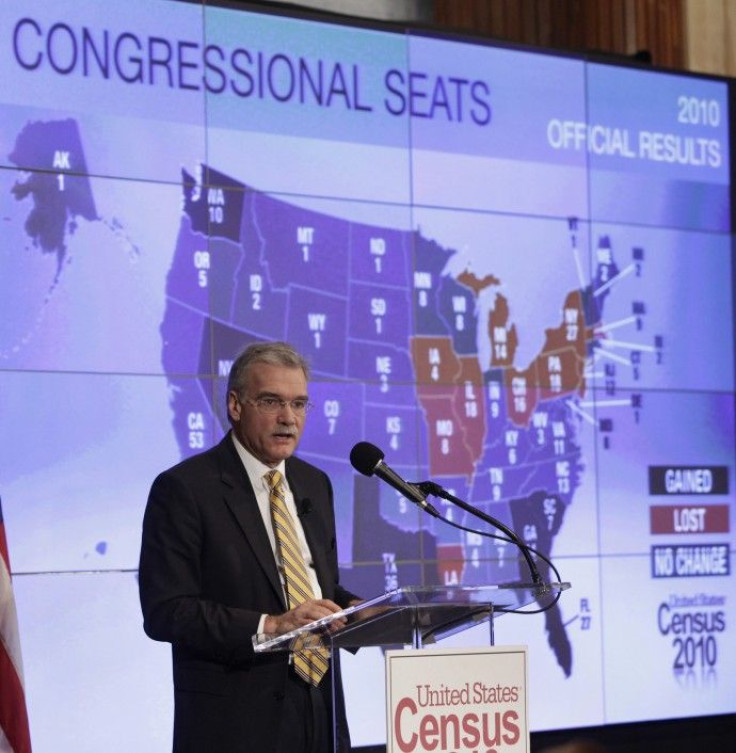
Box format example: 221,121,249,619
230,432,286,490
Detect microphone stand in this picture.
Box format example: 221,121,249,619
416,480,544,586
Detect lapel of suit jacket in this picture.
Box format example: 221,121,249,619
286,458,332,598
216,434,286,610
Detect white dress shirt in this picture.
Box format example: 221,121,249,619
230,434,322,634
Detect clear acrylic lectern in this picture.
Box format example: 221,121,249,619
253,581,569,752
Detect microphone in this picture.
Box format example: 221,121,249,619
350,442,440,518
297,498,312,517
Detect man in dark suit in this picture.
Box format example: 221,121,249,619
139,341,360,753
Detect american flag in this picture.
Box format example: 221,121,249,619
0,497,32,753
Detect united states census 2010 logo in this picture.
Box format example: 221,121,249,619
657,592,726,680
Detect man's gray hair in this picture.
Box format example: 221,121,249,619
227,341,310,398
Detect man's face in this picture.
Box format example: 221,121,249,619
227,362,308,467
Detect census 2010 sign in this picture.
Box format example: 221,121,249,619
385,646,529,753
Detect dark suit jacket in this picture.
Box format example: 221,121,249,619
138,433,359,753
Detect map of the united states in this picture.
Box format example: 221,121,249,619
162,164,618,678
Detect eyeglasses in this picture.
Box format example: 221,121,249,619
245,397,313,415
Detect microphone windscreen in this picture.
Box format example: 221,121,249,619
349,441,384,476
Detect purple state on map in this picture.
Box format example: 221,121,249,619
413,232,456,336
586,235,619,357
9,119,98,277
161,303,209,376
252,193,351,297
165,375,219,461
362,397,426,468
347,341,415,391
183,167,245,243
436,275,479,355
223,192,291,338
296,382,366,460
165,217,210,315
348,282,412,346
349,222,412,287
286,288,349,378
510,489,572,677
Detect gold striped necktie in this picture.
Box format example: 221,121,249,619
266,469,329,686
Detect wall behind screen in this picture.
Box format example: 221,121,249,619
0,1,734,751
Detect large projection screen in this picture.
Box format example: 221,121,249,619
1,1,734,750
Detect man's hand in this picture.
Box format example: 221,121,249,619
264,599,347,635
